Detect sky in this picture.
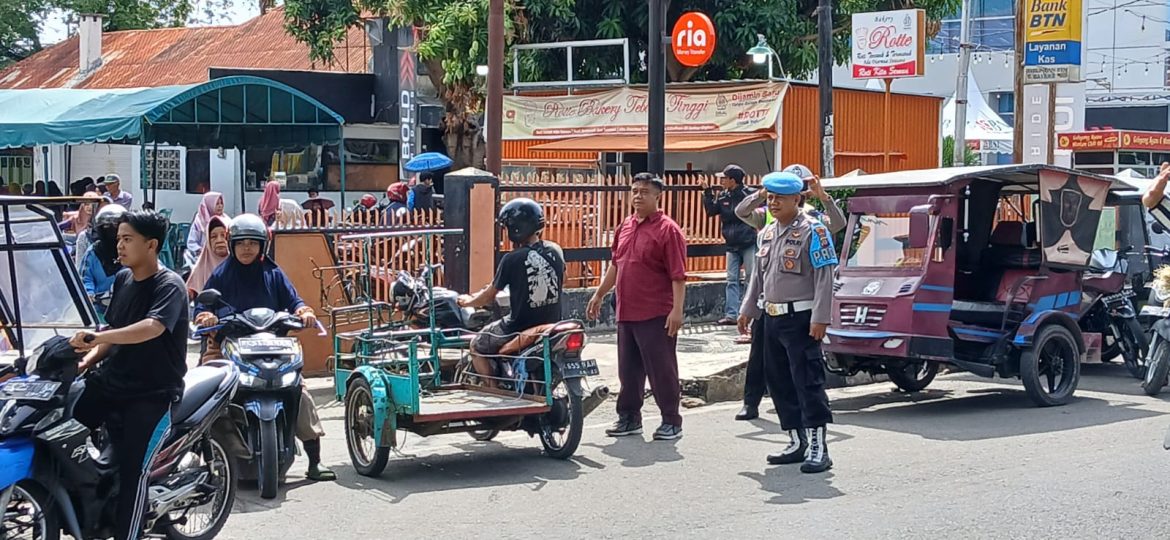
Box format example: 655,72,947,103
39,1,259,45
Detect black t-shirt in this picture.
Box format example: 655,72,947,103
93,267,189,399
493,241,565,334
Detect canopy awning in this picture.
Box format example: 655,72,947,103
528,132,774,154
0,76,345,150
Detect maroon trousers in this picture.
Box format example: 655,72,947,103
616,316,683,426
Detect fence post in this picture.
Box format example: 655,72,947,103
442,168,499,292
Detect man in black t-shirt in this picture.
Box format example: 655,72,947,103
70,210,187,540
460,198,565,387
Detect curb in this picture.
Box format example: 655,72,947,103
681,362,888,404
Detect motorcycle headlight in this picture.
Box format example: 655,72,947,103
280,371,299,387
238,372,261,388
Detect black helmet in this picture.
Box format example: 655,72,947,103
229,213,269,253
93,204,126,242
498,198,545,243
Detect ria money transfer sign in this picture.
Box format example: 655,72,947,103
1023,0,1083,83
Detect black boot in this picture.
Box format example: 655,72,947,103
735,404,759,421
303,438,336,481
767,429,808,465
800,426,832,474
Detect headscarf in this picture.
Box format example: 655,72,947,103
258,180,281,224
72,191,101,232
186,215,232,297
191,191,223,239
46,181,63,197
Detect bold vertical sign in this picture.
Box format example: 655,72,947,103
399,26,419,177
1023,0,1083,83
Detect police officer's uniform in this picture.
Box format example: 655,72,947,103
740,171,837,473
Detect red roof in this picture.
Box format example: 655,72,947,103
0,8,369,89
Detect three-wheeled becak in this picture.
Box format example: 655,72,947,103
821,164,1118,407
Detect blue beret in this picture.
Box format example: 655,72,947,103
762,171,803,195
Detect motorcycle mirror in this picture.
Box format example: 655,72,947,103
196,289,224,307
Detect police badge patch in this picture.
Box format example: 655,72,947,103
808,222,838,269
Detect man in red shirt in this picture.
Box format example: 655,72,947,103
587,173,687,440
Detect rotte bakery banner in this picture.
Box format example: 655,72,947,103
501,82,787,140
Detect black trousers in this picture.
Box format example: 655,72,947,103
743,318,782,413
74,383,172,540
762,310,833,430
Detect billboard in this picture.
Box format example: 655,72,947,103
850,9,926,80
1023,0,1083,83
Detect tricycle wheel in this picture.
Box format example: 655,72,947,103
1021,325,1080,407
345,377,390,477
469,429,499,442
539,378,583,459
887,361,938,392
1142,338,1170,396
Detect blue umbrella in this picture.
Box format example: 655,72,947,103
403,152,453,173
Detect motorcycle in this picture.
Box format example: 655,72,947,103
0,337,247,540
193,289,318,500
1081,248,1148,379
390,264,499,332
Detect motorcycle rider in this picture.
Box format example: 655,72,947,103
80,204,127,317
70,210,188,540
459,198,565,387
193,214,337,482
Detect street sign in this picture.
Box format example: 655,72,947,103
850,9,926,80
1023,0,1083,83
671,12,716,68
1021,85,1051,164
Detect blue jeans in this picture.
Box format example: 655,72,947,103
725,244,756,318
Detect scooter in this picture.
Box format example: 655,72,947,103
1081,248,1148,379
0,336,247,540
193,289,319,500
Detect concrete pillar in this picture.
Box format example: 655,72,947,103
441,168,499,292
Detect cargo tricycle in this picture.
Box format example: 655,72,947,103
328,229,606,477
822,164,1122,407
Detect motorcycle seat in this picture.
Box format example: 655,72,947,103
172,365,228,424
498,321,583,356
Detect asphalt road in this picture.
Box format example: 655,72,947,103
219,364,1170,539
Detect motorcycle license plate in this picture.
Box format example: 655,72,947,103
561,359,599,378
1141,306,1170,318
0,380,60,401
236,338,297,354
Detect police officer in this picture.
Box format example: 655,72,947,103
737,171,837,474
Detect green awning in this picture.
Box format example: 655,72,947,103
0,76,345,150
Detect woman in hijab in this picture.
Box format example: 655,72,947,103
186,191,225,267
185,215,232,299
46,181,63,197
258,180,281,226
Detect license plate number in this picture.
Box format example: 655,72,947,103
237,338,296,353
0,380,60,401
561,359,599,378
1141,306,1170,317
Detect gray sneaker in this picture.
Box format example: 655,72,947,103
652,423,682,441
605,417,643,437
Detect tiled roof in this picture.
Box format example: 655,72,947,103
0,7,370,89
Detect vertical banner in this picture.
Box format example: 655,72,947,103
1021,85,1051,164
398,26,419,179
1023,0,1083,84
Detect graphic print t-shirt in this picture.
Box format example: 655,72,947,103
493,241,565,334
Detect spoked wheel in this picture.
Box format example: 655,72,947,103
1021,325,1081,407
345,377,390,477
3,482,59,540
1143,338,1170,396
164,434,237,540
887,361,939,392
469,429,499,442
539,377,584,459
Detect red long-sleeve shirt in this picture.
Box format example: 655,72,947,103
611,211,688,322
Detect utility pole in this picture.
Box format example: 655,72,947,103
647,0,666,176
817,0,835,178
953,0,972,166
1012,0,1024,162
486,0,504,175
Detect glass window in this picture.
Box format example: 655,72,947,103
846,214,923,268
1074,152,1116,166
1119,151,1153,166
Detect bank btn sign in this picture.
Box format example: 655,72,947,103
1023,0,1082,83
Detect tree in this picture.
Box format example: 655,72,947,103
283,0,960,169
1,0,237,68
942,135,980,167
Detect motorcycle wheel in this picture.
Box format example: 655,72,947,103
1143,339,1170,396
345,377,390,477
1118,318,1149,379
539,377,584,460
259,420,279,499
469,429,499,442
164,434,237,540
3,481,59,540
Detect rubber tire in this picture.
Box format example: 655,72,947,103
9,481,60,540
164,434,238,540
1021,324,1081,407
345,377,390,477
540,378,584,460
1118,318,1149,379
469,429,499,442
887,362,939,392
1143,339,1170,396
259,419,279,499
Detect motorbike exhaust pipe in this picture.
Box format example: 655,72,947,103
580,385,610,418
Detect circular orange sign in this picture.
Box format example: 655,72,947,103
671,12,716,68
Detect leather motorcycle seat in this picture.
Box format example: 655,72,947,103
172,365,228,424
497,321,583,356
